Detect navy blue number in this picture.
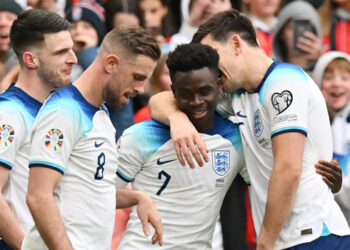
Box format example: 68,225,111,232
94,152,105,180
156,170,171,195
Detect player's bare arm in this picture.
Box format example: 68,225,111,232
26,167,73,250
149,91,209,168
257,132,305,250
0,166,24,250
116,189,163,246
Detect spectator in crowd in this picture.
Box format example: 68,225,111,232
65,1,106,81
242,0,281,57
313,51,350,225
273,0,323,73
0,0,23,85
169,0,232,51
104,0,141,32
318,0,350,54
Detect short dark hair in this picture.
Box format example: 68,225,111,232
10,9,70,62
192,9,259,47
101,24,161,61
166,43,219,84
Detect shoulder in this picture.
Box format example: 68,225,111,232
208,113,240,139
123,119,170,143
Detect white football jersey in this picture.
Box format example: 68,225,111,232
0,84,41,233
217,62,350,249
116,114,247,249
21,84,118,250
332,103,350,225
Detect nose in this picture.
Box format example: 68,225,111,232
190,94,203,106
133,83,145,95
0,16,11,27
144,12,152,26
67,50,78,65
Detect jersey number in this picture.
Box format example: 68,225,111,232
94,152,105,180
156,170,171,195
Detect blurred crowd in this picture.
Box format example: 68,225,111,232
0,0,349,250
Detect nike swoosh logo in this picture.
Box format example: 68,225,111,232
157,158,177,165
95,141,105,148
236,111,247,118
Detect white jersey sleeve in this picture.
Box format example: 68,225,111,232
261,66,310,137
0,108,26,169
29,101,79,174
115,129,144,188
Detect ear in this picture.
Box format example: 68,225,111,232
22,52,38,69
103,53,119,74
229,34,242,55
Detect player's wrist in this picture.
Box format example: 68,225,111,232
169,111,190,127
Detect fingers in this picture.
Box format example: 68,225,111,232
317,159,342,173
315,165,336,184
297,33,322,59
140,215,151,237
195,135,209,163
174,142,185,166
151,220,163,246
322,177,335,192
181,140,197,168
315,159,342,193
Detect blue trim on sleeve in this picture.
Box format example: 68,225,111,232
0,159,12,169
116,169,133,182
29,161,64,175
271,127,307,138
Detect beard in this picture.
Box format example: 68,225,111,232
102,82,127,110
37,60,70,90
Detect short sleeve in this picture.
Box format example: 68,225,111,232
262,70,309,138
115,129,144,188
29,105,79,174
0,109,26,169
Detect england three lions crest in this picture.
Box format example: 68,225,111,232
212,150,230,177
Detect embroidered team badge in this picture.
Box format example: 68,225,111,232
212,150,230,177
271,90,293,114
45,128,63,151
0,124,14,146
254,109,263,137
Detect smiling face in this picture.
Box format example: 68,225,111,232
0,11,17,53
172,67,220,132
103,54,156,109
321,62,350,112
36,31,77,89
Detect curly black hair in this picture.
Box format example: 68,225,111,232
166,43,219,83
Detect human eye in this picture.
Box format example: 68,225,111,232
133,73,147,81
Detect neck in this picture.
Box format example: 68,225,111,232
15,68,53,103
244,48,274,93
192,116,214,133
73,60,104,108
